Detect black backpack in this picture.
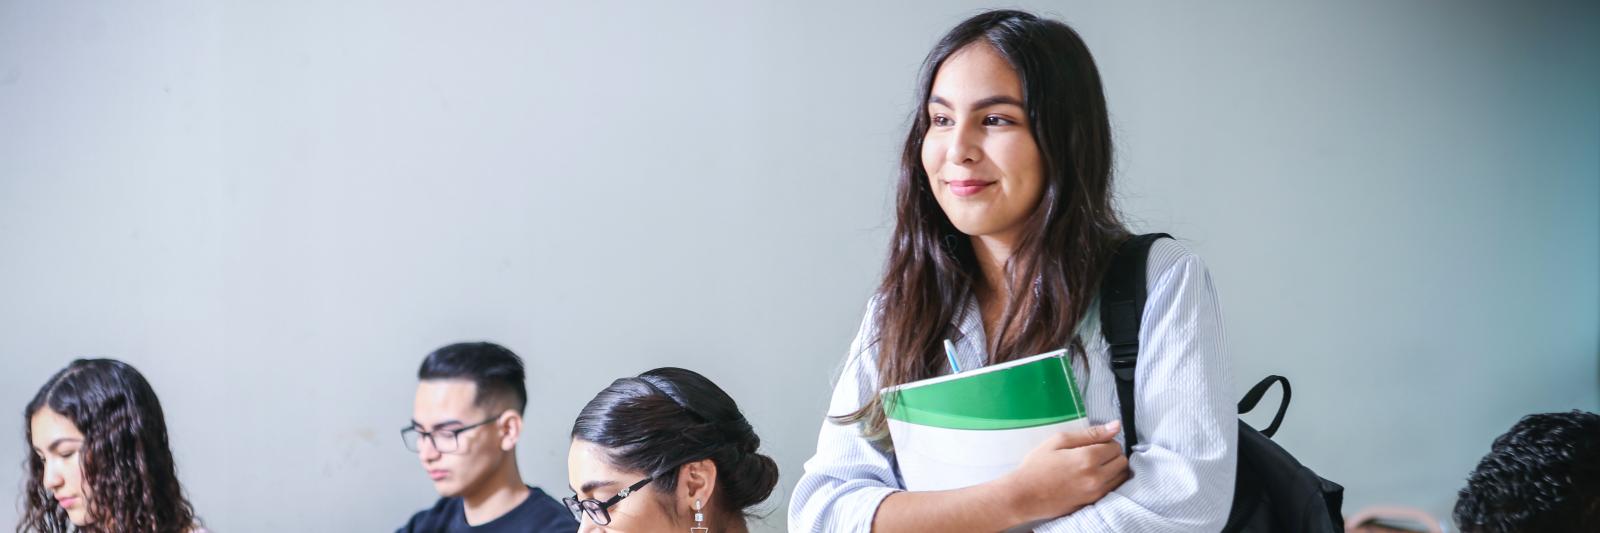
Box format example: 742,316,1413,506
1098,233,1345,532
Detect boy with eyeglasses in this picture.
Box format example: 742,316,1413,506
399,342,578,532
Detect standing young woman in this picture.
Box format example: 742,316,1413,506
20,358,207,533
789,10,1237,532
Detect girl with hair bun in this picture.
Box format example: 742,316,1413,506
566,367,779,532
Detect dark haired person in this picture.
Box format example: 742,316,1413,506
1454,410,1600,532
399,342,578,532
22,358,207,533
566,367,779,532
789,9,1236,532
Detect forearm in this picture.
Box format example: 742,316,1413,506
871,481,1030,533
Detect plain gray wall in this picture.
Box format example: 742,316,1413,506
2,1,1595,531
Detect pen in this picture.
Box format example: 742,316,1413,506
944,339,962,373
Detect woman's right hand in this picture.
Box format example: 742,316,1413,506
992,420,1130,524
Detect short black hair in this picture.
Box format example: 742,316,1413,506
417,342,527,415
1454,410,1600,532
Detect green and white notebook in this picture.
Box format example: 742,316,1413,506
882,349,1089,492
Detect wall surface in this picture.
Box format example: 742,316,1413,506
2,1,1596,530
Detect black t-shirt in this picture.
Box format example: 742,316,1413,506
398,486,578,533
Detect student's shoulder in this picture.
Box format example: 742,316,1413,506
398,496,461,533
836,294,889,377
522,486,580,531
1146,235,1210,281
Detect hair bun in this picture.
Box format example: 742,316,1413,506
572,367,780,515
721,449,780,511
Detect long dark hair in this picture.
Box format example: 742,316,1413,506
571,367,779,518
19,359,198,533
841,9,1129,439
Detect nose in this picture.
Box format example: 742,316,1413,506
577,517,601,533
417,435,441,462
42,459,65,490
944,122,983,166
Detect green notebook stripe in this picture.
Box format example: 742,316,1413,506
883,351,1086,431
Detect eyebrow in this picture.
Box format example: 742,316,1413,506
928,94,1025,111
578,479,617,495
410,419,464,431
46,438,82,454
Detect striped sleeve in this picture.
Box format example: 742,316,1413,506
787,303,903,532
1033,241,1238,532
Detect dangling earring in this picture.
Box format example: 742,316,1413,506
690,498,708,533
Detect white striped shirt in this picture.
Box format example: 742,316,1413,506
789,238,1237,533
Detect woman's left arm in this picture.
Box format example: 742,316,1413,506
1035,242,1239,533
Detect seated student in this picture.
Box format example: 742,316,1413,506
1454,410,1599,532
21,358,207,533
566,367,779,532
399,342,578,532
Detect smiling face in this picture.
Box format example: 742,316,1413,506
922,42,1045,248
411,379,514,498
29,407,91,526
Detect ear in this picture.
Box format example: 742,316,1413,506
497,410,522,452
674,458,719,515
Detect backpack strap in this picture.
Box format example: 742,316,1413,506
1238,375,1291,438
1099,233,1170,457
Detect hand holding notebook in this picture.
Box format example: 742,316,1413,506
881,348,1128,529
997,419,1127,524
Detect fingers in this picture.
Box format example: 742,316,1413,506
1077,458,1131,505
1096,454,1131,488
1100,450,1129,473
1097,420,1122,442
1051,420,1123,449
1098,468,1131,496
1089,441,1124,466
1108,466,1131,489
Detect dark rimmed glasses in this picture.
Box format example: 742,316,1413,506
401,417,497,454
563,476,654,526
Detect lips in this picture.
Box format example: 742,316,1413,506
946,179,995,197
428,470,449,481
55,496,78,508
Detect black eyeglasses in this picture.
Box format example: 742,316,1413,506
563,476,654,526
401,417,497,454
